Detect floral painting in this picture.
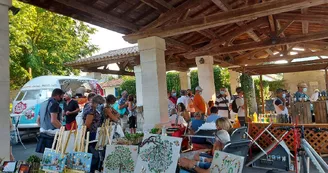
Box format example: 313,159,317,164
210,151,244,173
41,148,67,172
104,145,138,173
134,134,182,173
66,152,92,172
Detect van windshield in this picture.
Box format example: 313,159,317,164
15,89,52,101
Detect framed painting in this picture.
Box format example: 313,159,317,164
41,148,67,172
104,145,138,173
2,161,17,173
134,134,182,173
66,152,92,172
18,164,31,173
209,151,244,173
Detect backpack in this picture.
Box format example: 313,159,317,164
231,97,240,114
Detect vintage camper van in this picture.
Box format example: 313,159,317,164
11,76,104,129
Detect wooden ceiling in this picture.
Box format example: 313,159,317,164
20,0,328,74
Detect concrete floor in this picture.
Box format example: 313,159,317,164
12,137,328,173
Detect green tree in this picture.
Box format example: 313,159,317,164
166,72,180,95
9,0,98,89
118,76,136,97
105,146,135,173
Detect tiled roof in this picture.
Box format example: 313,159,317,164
100,78,124,88
65,46,139,66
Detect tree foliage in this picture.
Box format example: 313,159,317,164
166,72,180,94
9,0,98,89
105,146,135,173
117,76,136,97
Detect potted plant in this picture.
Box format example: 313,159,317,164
26,155,41,173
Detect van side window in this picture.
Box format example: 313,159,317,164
15,91,26,101
23,90,41,100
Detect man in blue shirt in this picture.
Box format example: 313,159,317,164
206,106,221,123
294,82,309,102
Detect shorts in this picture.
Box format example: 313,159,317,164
277,114,289,123
129,116,137,128
65,120,77,130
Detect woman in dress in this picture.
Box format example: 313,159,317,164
127,94,137,134
104,94,119,123
83,95,105,141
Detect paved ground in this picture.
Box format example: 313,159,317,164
12,135,327,173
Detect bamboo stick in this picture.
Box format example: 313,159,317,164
85,132,90,153
51,131,59,150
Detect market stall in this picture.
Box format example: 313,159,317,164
249,122,328,155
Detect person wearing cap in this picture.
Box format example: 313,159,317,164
193,86,208,117
310,89,320,102
178,130,230,172
63,91,80,130
274,88,289,123
294,82,309,102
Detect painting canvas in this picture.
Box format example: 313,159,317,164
104,145,138,173
210,151,244,173
66,152,92,172
134,134,182,173
41,148,67,172
18,164,31,173
2,161,17,172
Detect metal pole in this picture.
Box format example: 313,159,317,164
260,75,265,113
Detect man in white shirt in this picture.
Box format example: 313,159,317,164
235,87,245,126
177,90,191,111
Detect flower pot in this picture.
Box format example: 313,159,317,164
28,162,40,173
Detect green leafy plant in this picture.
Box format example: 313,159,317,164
117,76,136,96
240,73,253,112
150,128,160,134
26,155,41,163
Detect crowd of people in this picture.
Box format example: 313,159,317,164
167,86,246,129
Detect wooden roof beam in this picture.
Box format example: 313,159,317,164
55,0,138,31
82,69,134,76
275,13,328,23
124,0,326,43
189,30,328,57
154,0,173,10
141,0,168,13
301,8,309,34
236,50,328,65
211,0,231,11
140,0,201,30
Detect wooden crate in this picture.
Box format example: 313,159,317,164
249,123,328,155
291,102,312,124
313,101,328,123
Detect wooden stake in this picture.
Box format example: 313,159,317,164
63,122,75,154
51,131,59,150
260,75,265,114
85,132,90,153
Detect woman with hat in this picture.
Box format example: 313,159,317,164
294,82,309,102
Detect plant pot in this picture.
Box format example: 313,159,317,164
28,162,40,173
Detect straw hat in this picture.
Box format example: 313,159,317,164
297,82,308,88
315,89,320,92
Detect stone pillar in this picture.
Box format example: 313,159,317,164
179,71,189,90
196,56,216,102
138,36,168,124
229,70,240,95
0,0,11,160
187,71,191,89
134,65,143,106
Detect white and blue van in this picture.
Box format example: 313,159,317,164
11,76,104,129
